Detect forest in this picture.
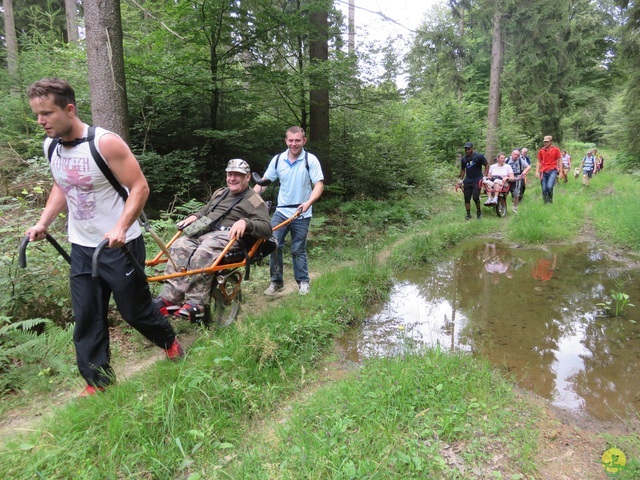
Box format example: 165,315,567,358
1,0,639,210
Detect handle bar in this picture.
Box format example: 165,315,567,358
252,172,272,187
19,234,72,268
91,239,147,279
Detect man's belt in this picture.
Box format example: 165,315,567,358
277,203,302,208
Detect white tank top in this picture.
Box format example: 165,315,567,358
44,125,142,247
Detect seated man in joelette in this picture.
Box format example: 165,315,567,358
154,159,272,322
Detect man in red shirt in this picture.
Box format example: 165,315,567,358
536,135,562,203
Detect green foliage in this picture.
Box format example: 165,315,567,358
562,141,597,158
0,197,72,323
0,316,74,394
614,151,636,172
597,279,636,318
139,150,213,208
331,97,455,199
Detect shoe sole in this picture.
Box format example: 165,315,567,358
264,286,284,296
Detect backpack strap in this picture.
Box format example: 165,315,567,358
274,151,310,174
86,126,129,202
47,126,129,203
46,137,59,164
274,152,313,209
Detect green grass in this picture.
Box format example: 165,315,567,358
231,349,539,479
590,171,640,249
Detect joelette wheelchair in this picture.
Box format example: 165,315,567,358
19,210,300,327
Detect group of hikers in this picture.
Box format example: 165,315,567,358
25,78,324,396
458,142,532,218
459,135,604,218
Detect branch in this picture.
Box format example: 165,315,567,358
125,0,186,40
334,0,416,33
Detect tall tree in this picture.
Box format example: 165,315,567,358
84,0,130,142
486,6,503,161
614,0,640,159
65,0,78,42
309,1,331,181
3,0,20,95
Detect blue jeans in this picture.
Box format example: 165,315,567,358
540,170,558,203
270,211,311,284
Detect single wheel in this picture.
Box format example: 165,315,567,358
208,271,242,327
496,195,507,217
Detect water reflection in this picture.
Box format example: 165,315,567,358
339,241,640,421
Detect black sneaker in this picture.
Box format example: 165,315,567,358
178,304,205,323
477,211,482,220
465,213,471,221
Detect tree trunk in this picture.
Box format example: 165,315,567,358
3,0,20,96
456,7,464,102
297,31,308,132
309,6,331,182
486,9,503,163
84,0,130,143
348,0,355,55
65,0,79,42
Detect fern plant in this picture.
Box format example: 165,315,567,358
0,316,74,394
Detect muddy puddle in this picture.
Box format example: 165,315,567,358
338,241,640,421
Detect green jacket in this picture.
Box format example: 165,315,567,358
196,187,272,239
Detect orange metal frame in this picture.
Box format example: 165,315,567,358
144,209,301,283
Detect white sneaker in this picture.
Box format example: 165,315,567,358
298,282,310,295
264,282,284,296
513,206,518,213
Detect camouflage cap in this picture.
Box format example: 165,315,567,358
225,158,250,174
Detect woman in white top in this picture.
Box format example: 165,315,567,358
483,153,514,205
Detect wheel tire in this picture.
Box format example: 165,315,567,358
209,271,242,327
496,196,507,217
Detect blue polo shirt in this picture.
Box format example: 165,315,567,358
264,149,324,219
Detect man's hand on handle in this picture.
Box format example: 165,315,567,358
25,224,48,242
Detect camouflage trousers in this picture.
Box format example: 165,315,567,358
159,230,230,306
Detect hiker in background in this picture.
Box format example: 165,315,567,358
581,150,596,187
458,141,489,220
507,149,531,213
560,150,572,183
25,78,184,396
536,135,562,204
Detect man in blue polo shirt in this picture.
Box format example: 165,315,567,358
254,127,324,295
